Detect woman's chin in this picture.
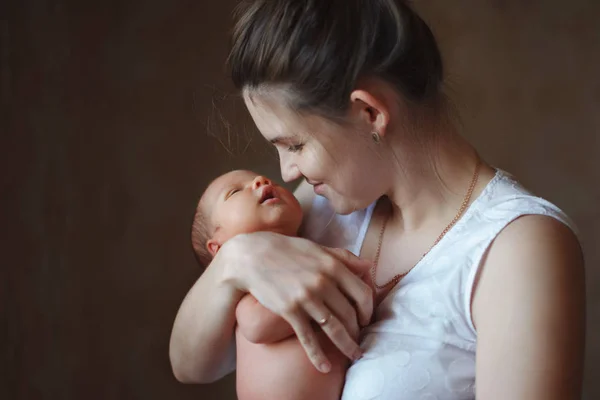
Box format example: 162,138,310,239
330,195,375,215
330,200,360,215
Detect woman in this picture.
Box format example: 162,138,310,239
170,1,585,398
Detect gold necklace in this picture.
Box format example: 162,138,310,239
370,159,482,290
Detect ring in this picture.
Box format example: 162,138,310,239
318,314,332,326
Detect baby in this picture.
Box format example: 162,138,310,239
191,170,349,400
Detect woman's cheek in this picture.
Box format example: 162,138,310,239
301,150,324,179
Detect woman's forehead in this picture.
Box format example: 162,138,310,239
244,90,311,137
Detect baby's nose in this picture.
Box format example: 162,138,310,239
252,175,271,189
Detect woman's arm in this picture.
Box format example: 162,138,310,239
473,215,585,400
169,249,244,383
170,233,373,382
235,294,295,343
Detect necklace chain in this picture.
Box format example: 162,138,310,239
370,159,482,290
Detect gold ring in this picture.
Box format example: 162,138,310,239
318,314,331,326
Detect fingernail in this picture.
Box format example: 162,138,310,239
319,362,331,373
353,349,364,361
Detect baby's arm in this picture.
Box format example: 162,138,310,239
235,294,294,344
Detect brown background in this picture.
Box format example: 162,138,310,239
2,0,598,399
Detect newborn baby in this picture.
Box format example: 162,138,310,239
191,170,349,400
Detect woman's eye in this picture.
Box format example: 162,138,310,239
287,144,304,153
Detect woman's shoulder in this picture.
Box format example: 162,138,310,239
483,166,582,260
488,212,582,261
469,169,579,236
469,169,584,327
470,210,585,397
471,171,584,323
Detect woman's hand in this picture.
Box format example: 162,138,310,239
219,231,373,373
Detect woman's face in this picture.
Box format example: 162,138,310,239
244,91,392,214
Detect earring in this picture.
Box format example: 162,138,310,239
371,131,381,144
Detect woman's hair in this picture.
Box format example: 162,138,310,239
228,0,444,119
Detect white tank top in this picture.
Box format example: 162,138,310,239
302,169,576,400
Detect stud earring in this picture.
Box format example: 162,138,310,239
371,131,381,144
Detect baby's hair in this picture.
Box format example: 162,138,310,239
191,196,213,268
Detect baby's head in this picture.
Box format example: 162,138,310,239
192,170,303,266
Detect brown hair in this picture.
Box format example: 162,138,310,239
228,0,444,119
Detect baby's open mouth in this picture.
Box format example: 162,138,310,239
259,186,279,204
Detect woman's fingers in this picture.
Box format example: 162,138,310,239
318,277,360,339
301,299,363,363
225,234,371,368
321,248,374,327
283,312,332,373
322,247,372,276
336,268,374,327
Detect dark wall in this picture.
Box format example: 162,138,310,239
2,0,598,399
2,0,259,398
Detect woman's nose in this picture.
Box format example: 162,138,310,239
280,154,302,183
252,175,271,190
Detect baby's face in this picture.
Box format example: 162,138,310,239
202,170,303,245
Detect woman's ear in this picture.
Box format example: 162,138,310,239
207,239,221,257
350,89,390,138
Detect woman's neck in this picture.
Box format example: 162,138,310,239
384,125,485,233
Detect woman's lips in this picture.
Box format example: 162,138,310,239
306,179,324,195
313,183,325,195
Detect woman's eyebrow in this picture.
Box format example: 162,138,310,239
269,134,299,145
269,136,287,145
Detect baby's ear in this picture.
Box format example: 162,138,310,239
207,239,221,257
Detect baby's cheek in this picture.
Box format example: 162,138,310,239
225,211,262,236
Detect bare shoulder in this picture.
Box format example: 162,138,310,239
473,214,584,325
472,214,585,399
495,213,581,253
